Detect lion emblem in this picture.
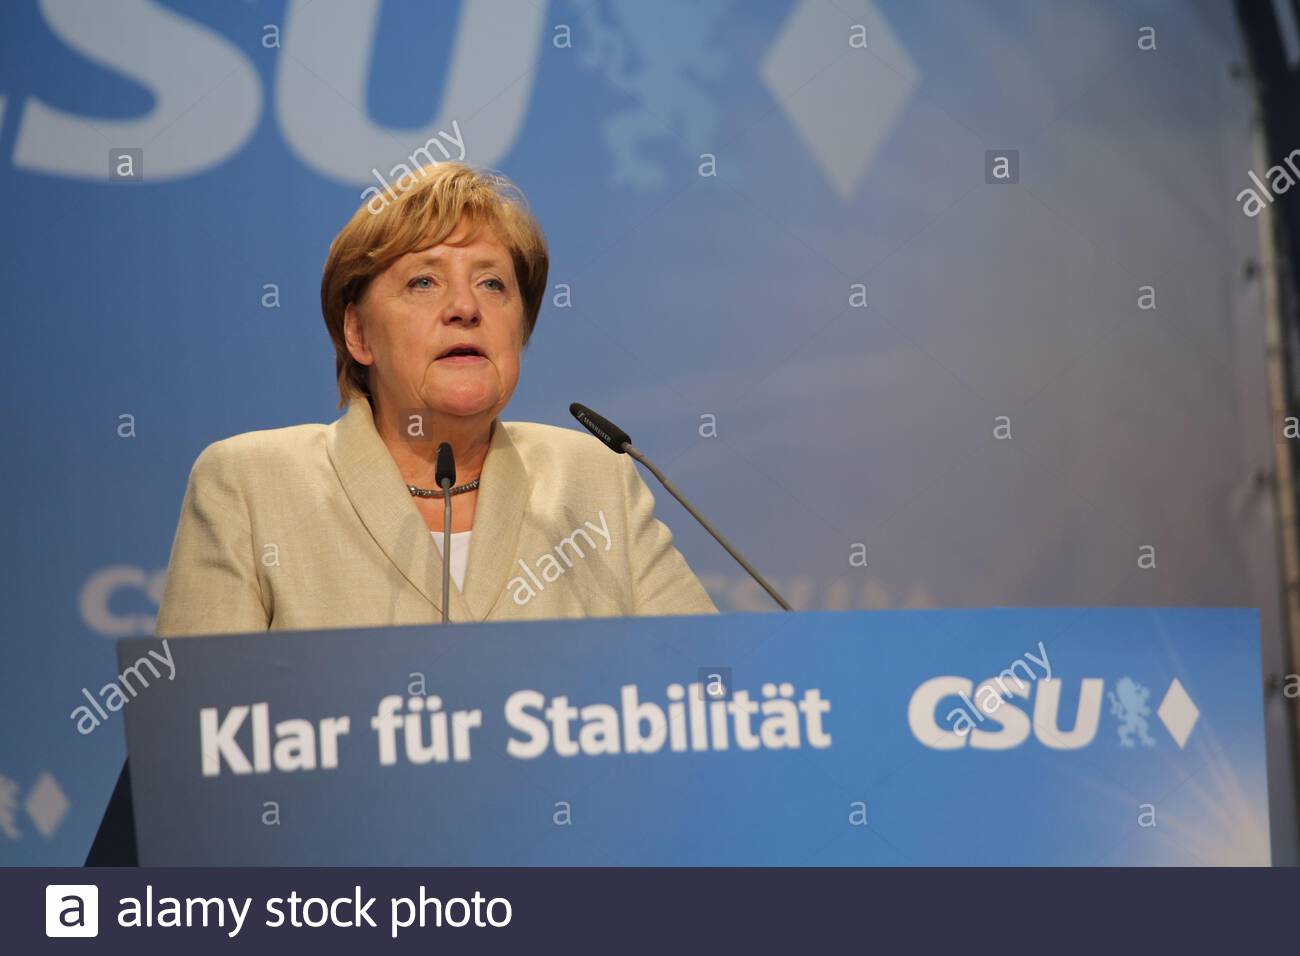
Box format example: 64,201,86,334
572,0,735,189
1108,677,1156,748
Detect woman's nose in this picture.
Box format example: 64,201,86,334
443,278,480,325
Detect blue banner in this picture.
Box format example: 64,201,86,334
116,608,1268,865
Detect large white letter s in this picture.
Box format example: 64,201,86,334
15,0,260,180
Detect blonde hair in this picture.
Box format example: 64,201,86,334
320,162,549,407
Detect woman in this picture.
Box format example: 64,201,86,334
155,162,717,636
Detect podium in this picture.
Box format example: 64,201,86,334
101,608,1268,865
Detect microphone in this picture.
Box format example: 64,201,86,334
436,441,455,624
570,403,631,454
569,403,792,611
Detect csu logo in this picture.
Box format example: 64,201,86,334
908,676,1200,752
79,565,164,637
8,0,908,197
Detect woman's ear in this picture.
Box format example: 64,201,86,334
343,302,373,366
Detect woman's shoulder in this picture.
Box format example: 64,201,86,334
501,420,615,455
188,420,331,480
500,420,627,478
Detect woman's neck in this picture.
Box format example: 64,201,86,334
369,398,494,490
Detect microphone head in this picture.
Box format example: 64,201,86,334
435,442,456,488
570,403,631,454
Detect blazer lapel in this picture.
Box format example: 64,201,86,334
460,419,528,621
326,398,473,622
326,398,528,623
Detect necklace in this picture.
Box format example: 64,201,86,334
407,477,480,499
408,477,480,498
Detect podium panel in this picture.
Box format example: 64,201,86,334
117,608,1268,865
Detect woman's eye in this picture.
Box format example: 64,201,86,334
408,276,434,290
482,278,505,292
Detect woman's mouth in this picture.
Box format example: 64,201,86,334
436,344,486,364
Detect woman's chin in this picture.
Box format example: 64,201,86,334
425,390,501,421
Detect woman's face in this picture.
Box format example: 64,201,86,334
344,218,524,424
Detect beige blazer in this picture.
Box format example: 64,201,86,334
155,399,718,637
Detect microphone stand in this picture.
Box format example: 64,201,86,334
436,442,455,624
441,485,452,624
624,443,793,612
570,401,791,612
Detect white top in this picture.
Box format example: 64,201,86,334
430,530,472,592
